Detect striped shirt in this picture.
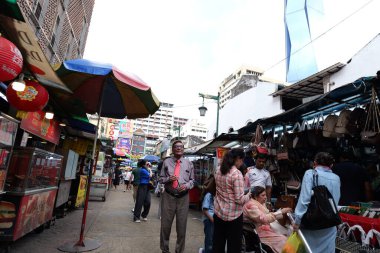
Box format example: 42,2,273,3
214,166,250,221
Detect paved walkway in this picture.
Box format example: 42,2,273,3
9,187,204,253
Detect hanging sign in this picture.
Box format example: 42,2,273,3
0,15,70,92
0,36,23,82
20,111,60,144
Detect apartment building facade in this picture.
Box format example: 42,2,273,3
218,66,263,109
16,0,95,65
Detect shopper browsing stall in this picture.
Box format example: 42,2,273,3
247,146,272,201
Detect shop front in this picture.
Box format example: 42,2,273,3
237,75,380,251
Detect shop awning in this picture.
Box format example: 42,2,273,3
238,76,379,135
271,63,345,99
195,133,252,155
184,140,213,155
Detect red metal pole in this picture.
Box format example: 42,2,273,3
75,159,94,246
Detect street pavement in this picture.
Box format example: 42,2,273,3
9,186,204,253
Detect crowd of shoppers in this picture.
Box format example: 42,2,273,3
110,145,356,253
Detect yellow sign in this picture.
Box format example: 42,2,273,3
75,175,87,208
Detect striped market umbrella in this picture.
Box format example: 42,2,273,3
55,59,160,119
55,59,159,252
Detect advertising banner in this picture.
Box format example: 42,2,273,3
0,15,70,92
20,111,61,144
116,138,132,154
75,175,87,208
118,120,134,138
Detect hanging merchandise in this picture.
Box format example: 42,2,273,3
334,109,352,135
6,79,49,111
361,86,380,144
0,36,23,82
251,124,264,146
346,107,366,136
322,114,339,138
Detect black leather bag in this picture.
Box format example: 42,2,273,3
301,171,342,230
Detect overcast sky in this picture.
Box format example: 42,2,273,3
84,0,380,125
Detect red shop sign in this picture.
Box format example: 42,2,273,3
20,111,61,144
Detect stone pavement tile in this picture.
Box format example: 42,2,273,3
8,188,205,253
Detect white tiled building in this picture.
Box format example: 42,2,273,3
180,119,208,140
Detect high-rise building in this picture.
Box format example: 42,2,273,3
218,66,263,109
15,0,95,65
180,119,208,140
132,102,174,140
285,0,324,83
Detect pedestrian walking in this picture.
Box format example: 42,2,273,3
113,165,122,190
159,140,194,253
293,152,341,253
131,165,141,212
133,159,152,222
124,169,133,191
213,148,251,253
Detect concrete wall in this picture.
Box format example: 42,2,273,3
330,34,380,89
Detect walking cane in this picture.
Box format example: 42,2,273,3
287,213,312,253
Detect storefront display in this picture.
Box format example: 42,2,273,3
0,147,62,241
0,114,18,193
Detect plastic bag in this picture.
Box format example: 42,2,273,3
281,232,307,253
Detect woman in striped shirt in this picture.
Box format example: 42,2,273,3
213,148,251,253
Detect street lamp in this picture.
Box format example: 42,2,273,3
173,125,181,137
199,92,220,137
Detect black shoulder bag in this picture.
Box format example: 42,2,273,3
301,171,342,230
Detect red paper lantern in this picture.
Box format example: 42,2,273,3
0,37,23,82
6,80,49,111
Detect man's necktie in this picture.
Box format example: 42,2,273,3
172,160,181,188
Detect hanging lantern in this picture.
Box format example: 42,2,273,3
0,36,23,82
6,79,49,111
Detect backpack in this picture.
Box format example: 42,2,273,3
346,107,366,136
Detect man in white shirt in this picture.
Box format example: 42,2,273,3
247,146,272,201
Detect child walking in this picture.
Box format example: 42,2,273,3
199,187,215,253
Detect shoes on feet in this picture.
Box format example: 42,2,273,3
134,219,141,223
142,217,148,221
131,208,134,212
123,190,126,192
198,248,204,253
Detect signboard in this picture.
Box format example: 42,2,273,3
118,120,134,138
0,190,57,241
216,147,229,169
20,111,61,145
75,175,87,208
106,118,119,141
0,15,70,92
116,138,132,154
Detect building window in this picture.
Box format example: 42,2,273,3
34,2,42,19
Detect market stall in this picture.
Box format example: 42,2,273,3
0,147,62,241
237,75,380,251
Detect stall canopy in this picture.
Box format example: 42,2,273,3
238,76,379,135
189,133,252,155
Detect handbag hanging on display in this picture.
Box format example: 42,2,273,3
301,171,342,230
361,86,380,144
286,171,301,190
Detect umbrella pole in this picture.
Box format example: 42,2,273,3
58,93,103,252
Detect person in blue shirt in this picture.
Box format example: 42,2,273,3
293,152,341,253
133,159,152,223
199,184,215,253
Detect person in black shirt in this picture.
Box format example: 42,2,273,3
332,151,372,205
